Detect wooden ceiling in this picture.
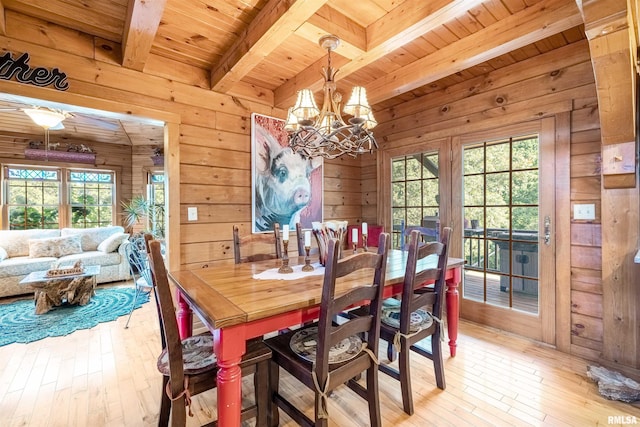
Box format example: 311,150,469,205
0,0,637,144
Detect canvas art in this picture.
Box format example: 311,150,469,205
251,113,323,233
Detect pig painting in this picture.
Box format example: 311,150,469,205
252,114,322,233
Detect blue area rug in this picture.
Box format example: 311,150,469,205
0,287,149,346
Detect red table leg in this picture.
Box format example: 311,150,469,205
176,290,193,339
445,266,462,357
214,327,245,427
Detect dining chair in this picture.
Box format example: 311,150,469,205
379,227,451,415
124,235,154,329
264,232,390,427
147,239,273,427
233,223,282,263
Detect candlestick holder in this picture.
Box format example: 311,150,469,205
278,240,294,274
362,234,368,252
302,246,314,271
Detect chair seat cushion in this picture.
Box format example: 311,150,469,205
381,298,433,332
289,325,363,365
157,333,217,376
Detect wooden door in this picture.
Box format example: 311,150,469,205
453,119,556,344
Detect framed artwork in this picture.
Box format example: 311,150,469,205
251,113,323,233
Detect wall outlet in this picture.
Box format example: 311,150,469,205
187,207,198,221
574,204,595,220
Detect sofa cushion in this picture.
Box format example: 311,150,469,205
0,229,61,257
0,256,58,278
97,232,129,253
58,251,122,268
60,226,125,251
28,235,83,258
0,246,6,262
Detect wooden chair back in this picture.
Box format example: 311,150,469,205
314,232,390,393
233,223,282,264
148,239,189,425
401,227,451,331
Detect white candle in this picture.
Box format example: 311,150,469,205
362,222,368,235
282,224,289,241
352,228,358,244
304,230,311,247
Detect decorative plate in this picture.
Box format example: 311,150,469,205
290,326,363,365
381,304,433,332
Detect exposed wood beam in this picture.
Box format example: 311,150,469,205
210,0,328,93
294,5,366,58
0,0,5,36
578,0,636,145
366,0,583,104
121,0,167,71
275,0,484,108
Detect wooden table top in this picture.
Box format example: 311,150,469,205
169,249,464,330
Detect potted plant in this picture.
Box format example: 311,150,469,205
121,195,164,238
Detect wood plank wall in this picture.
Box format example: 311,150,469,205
0,11,363,270
372,39,622,369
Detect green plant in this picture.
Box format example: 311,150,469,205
121,194,165,238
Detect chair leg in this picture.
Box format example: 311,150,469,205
124,283,142,329
366,364,382,427
267,361,280,427
158,376,171,427
398,342,414,415
432,333,446,390
254,360,269,427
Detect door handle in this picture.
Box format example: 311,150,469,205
544,215,551,245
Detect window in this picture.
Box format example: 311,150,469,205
147,171,165,237
5,167,60,229
391,152,439,249
462,134,540,313
3,165,116,230
68,170,115,228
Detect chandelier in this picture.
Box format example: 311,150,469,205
285,35,377,159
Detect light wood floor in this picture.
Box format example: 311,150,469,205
1,283,639,426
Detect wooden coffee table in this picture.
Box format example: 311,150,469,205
19,265,101,314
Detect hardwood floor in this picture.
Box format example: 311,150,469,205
1,283,639,426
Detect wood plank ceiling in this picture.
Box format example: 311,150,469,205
0,0,637,146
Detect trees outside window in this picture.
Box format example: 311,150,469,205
4,166,116,230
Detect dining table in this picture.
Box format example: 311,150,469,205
169,249,464,427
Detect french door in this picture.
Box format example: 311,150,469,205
453,119,556,344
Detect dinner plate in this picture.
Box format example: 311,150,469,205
381,300,433,332
290,326,363,365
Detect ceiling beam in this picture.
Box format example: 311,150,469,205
121,0,167,71
577,0,636,145
366,0,583,105
274,0,484,108
210,0,329,93
0,0,6,36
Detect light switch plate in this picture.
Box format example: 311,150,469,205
574,204,595,220
187,207,198,221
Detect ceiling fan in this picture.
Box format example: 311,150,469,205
0,103,121,131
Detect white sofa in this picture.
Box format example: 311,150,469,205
0,226,131,298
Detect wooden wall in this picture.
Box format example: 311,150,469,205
0,11,363,271
371,38,632,370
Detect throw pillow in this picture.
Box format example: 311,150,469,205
28,235,83,258
0,246,7,262
97,232,129,253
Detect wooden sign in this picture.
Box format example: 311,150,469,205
0,52,69,91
